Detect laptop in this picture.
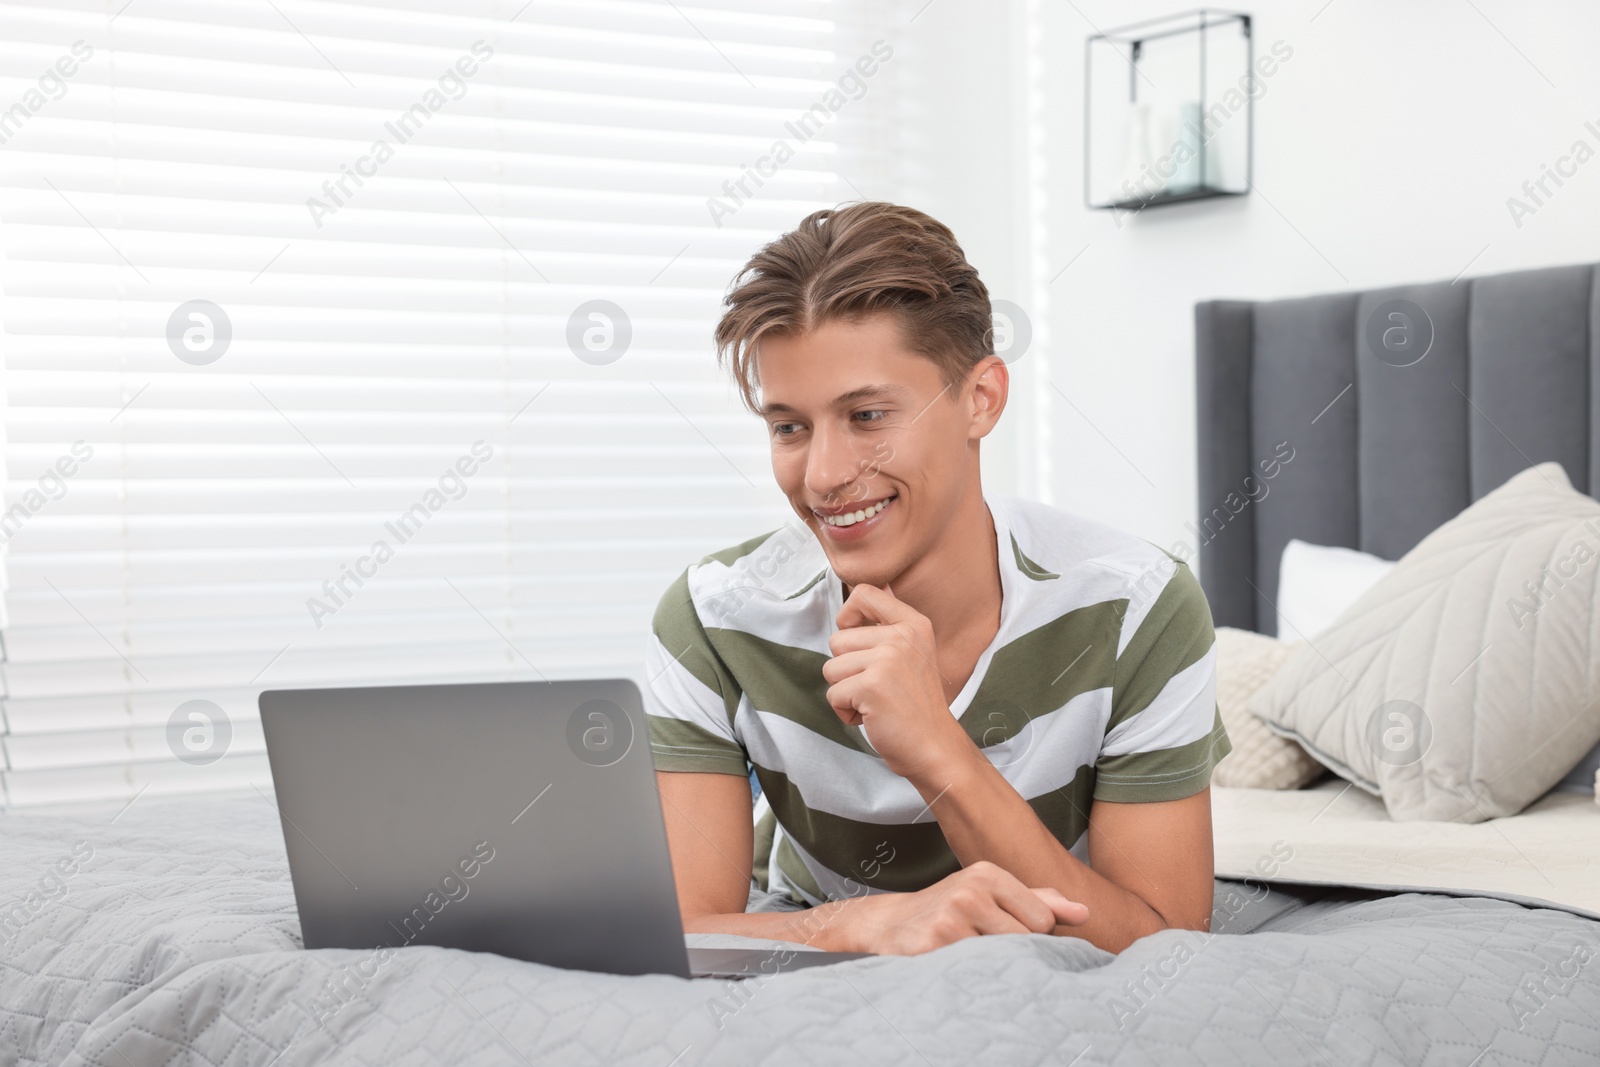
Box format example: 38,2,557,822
258,678,872,979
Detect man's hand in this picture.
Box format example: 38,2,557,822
658,772,1091,954
837,860,1090,955
822,583,972,783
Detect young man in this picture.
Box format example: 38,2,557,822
644,202,1229,956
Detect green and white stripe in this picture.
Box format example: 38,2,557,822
644,494,1229,906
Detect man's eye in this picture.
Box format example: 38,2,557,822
771,422,801,437
854,410,886,424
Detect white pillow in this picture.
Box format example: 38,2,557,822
1276,539,1395,641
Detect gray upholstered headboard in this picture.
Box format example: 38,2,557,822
1195,261,1600,636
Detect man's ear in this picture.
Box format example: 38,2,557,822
966,355,1009,440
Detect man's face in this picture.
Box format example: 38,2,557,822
755,314,1001,587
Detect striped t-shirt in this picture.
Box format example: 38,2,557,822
643,492,1229,907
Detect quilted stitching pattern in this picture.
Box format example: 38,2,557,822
1251,464,1600,822
0,794,1596,1066
1211,628,1325,790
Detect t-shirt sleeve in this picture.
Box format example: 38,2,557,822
1094,556,1230,803
643,568,750,776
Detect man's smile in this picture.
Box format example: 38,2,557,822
812,492,902,531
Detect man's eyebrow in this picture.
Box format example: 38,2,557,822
758,384,908,417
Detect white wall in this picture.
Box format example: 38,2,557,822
906,0,1600,567
888,0,1041,500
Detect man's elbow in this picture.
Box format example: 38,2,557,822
1147,899,1213,935
1114,881,1213,941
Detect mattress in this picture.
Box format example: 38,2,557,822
3,791,1598,1066
1214,779,1600,920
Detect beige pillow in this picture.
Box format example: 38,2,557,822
1250,463,1600,822
1210,627,1325,789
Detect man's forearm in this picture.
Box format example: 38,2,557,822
914,746,1168,953
682,895,866,952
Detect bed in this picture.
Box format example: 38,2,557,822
1197,259,1600,1063
5,262,1600,1066
5,793,1598,1066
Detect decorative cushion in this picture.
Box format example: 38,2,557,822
1210,627,1326,789
1249,463,1600,823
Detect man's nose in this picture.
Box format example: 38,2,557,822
804,423,866,505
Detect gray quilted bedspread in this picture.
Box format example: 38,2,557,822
2,793,1598,1067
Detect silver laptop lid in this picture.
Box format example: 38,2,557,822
259,679,690,978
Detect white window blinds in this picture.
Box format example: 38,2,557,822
0,0,906,808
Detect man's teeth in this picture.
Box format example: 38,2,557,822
820,497,892,527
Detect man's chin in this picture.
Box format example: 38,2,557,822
822,552,900,593
804,517,909,589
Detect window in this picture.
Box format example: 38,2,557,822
0,0,905,807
